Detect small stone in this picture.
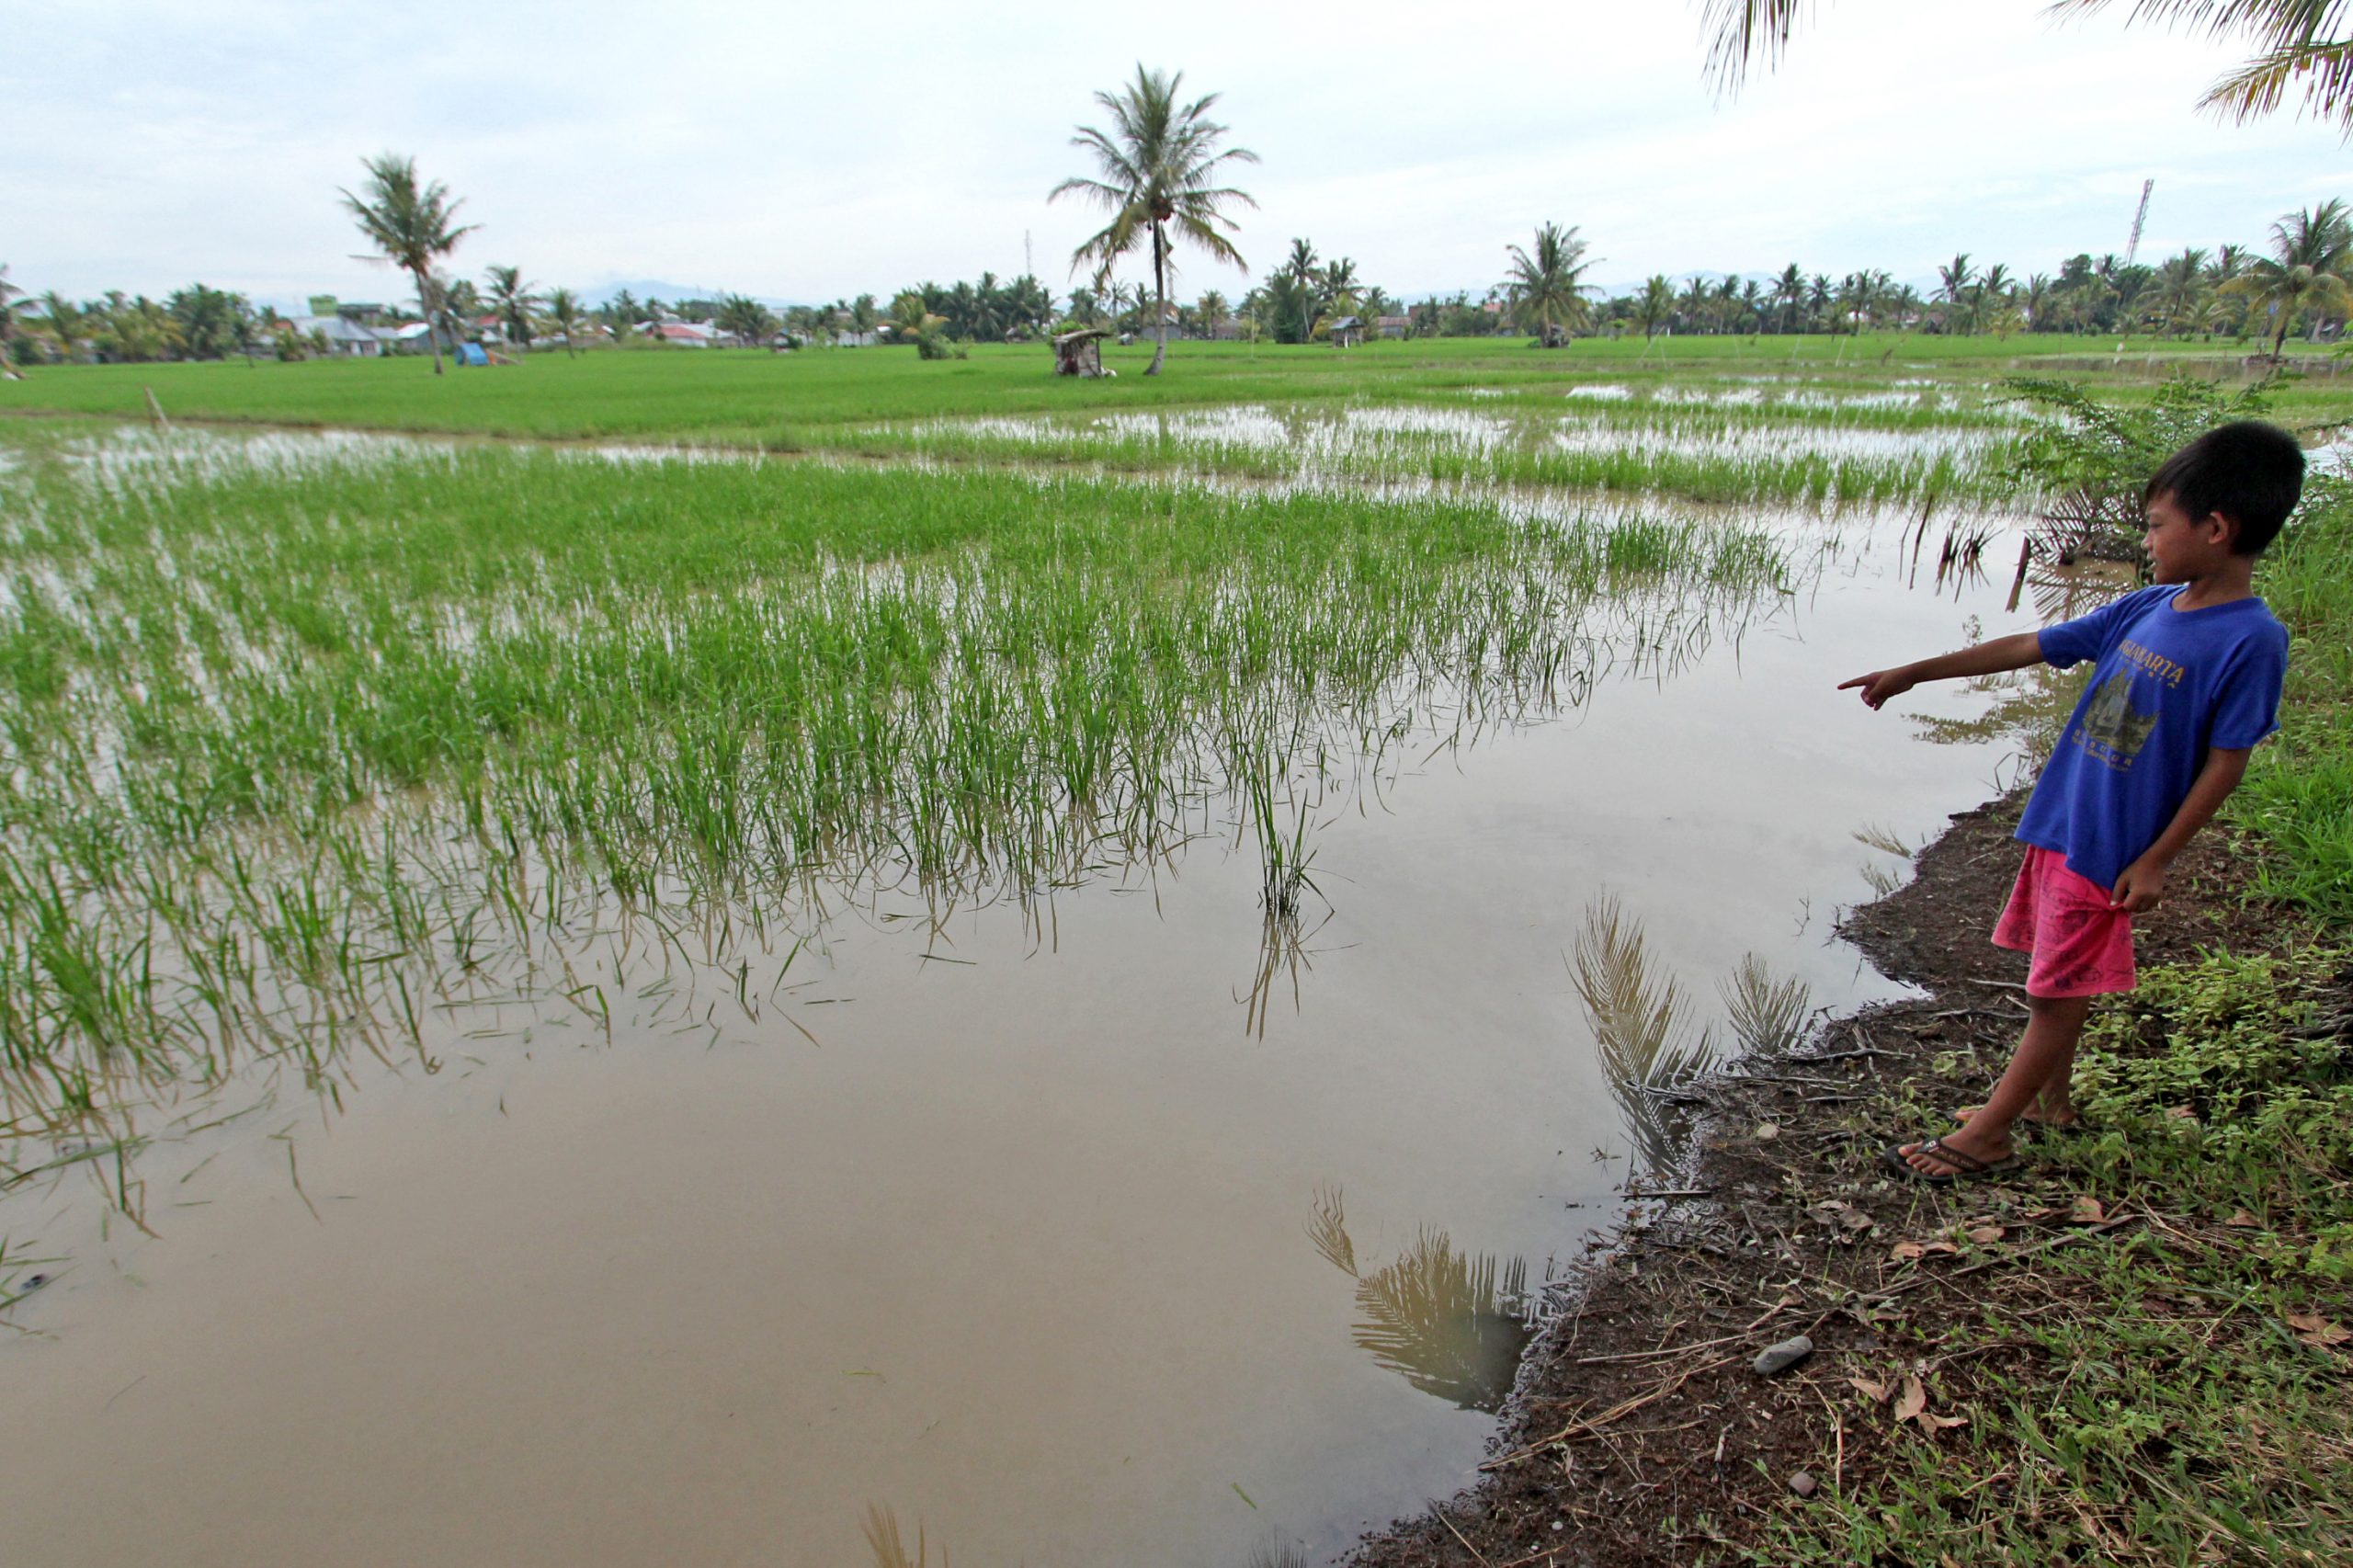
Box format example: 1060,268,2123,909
1789,1471,1818,1498
1752,1334,1814,1376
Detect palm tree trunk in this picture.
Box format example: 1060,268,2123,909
1147,223,1168,376
417,267,445,376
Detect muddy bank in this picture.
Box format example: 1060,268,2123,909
1344,790,2312,1568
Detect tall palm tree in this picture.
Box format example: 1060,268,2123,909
484,266,539,349
340,153,479,375
2227,199,2353,358
1706,2,2352,129
1634,275,1677,343
36,290,81,363
2151,248,2209,335
1050,64,1258,376
542,287,585,358
1934,254,1975,334
1284,237,1320,343
0,266,25,370
1771,263,1804,334
1676,274,1711,333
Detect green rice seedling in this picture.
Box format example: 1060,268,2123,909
0,426,1798,1149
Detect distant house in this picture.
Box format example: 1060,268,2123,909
1376,315,1412,340
650,323,718,347
835,330,881,347
1328,315,1365,348
288,315,385,358
381,322,438,355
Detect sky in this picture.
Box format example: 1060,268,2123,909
7,0,2349,312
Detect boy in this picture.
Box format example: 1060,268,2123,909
1842,420,2302,1183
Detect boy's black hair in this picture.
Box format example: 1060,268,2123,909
2143,419,2306,555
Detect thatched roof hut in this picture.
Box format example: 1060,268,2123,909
1053,328,1113,377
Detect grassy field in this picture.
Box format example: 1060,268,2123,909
4,335,2346,449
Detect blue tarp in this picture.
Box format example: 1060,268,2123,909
457,342,489,368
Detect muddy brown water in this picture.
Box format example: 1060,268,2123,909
1,500,2078,1566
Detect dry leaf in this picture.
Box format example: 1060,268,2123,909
1921,1411,1970,1432
1755,1122,1780,1142
2164,1105,2197,1120
2071,1195,2107,1224
2286,1312,2350,1348
1848,1376,1892,1403
1893,1375,1927,1424
2226,1210,2260,1229
1889,1240,1925,1261
1966,1225,2005,1244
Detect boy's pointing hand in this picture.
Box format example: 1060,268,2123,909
1840,668,1916,710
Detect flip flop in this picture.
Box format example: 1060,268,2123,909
1882,1135,2018,1186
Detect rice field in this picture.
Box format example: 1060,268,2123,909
0,423,1793,1143
0,352,2200,1565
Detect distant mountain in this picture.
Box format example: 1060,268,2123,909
586,278,808,311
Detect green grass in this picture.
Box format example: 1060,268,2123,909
1747,474,2353,1568
5,335,2343,449
0,428,1794,1146
1755,945,2353,1568
2236,472,2353,924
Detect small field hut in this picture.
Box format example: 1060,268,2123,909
1328,315,1365,348
1053,328,1112,377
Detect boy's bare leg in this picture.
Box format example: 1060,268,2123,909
1904,993,2093,1176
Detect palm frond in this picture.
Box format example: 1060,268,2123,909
1306,1183,1357,1277
1720,954,1813,1055
2198,37,2353,124
1700,0,1812,90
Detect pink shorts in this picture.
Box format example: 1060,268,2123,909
1993,846,2136,997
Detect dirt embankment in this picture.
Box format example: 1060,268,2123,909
1345,792,2320,1568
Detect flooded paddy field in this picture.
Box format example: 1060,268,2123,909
0,414,2089,1564
827,386,2022,507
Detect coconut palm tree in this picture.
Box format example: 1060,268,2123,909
341,154,478,375
2151,249,2209,335
36,290,82,363
542,287,585,358
1634,275,1677,343
1196,289,1230,339
2227,199,2353,358
1050,64,1258,376
714,293,779,349
484,266,539,350
1934,254,1975,334
1283,238,1321,343
0,266,26,369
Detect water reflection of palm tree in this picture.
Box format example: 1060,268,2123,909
1306,1185,1530,1413
1570,894,1717,1179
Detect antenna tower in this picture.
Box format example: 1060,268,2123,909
2124,179,2154,266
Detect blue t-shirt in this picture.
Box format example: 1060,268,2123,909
2018,585,2289,892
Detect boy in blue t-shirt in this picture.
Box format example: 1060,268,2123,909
1842,420,2303,1183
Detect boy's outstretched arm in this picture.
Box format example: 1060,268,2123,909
1840,631,2045,710
2109,746,2252,912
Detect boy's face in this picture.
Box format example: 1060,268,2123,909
2143,491,2235,582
